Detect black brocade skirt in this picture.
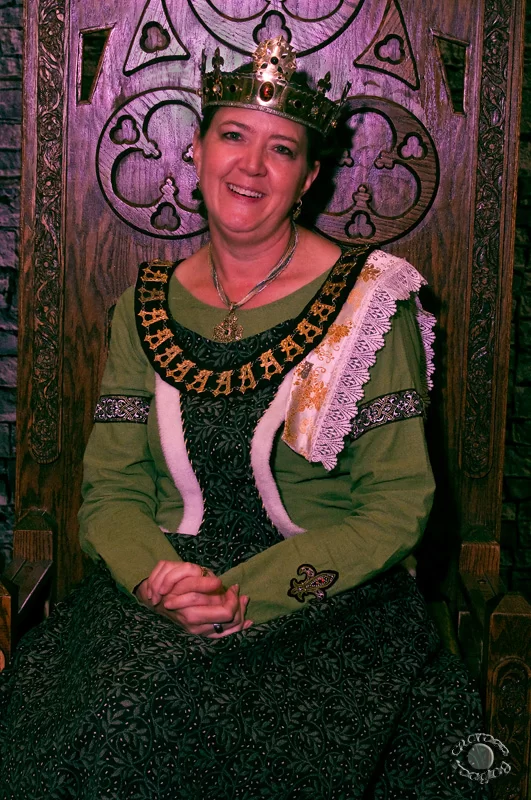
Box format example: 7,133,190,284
0,563,490,800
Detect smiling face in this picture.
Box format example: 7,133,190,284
192,107,320,243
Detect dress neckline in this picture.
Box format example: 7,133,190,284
170,260,337,315
134,246,370,397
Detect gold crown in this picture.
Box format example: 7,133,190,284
200,36,350,137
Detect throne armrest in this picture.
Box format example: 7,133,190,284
0,510,54,669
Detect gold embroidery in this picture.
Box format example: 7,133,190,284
284,413,312,447
212,370,233,396
299,418,312,434
139,308,168,327
346,288,362,308
144,327,173,349
135,247,370,395
309,300,335,323
360,262,381,282
296,319,322,344
335,259,356,276
279,335,304,362
166,360,195,382
287,563,339,603
186,369,213,393
154,344,183,368
239,363,257,393
314,322,352,364
142,264,170,282
259,350,282,380
321,280,346,300
138,287,166,304
293,367,328,412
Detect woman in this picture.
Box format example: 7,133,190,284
0,37,487,799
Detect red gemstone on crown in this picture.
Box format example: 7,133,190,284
259,82,275,102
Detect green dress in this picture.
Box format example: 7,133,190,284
0,250,488,799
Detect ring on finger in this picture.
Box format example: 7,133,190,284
213,623,223,634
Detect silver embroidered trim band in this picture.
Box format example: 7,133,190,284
93,395,151,424
350,389,424,441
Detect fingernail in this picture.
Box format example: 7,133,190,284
232,584,239,592
146,589,152,600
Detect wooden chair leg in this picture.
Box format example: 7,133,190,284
487,593,531,800
0,578,14,670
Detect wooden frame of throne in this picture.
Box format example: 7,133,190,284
1,0,530,796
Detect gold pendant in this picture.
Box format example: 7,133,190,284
212,310,244,343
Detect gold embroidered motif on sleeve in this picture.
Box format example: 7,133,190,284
287,564,339,603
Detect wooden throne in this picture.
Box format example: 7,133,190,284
1,0,530,796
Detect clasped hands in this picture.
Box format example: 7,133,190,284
135,561,252,638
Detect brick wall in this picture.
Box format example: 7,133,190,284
501,9,531,600
0,0,20,573
0,7,530,591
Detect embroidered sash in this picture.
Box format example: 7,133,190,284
281,249,435,469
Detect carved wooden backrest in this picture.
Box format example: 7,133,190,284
18,0,525,614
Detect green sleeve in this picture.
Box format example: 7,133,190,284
78,287,182,595
219,301,435,623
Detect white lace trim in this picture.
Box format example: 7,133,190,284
415,296,436,399
310,253,435,470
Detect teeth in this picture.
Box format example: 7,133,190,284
228,183,264,198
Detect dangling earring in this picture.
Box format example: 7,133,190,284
193,180,208,219
293,198,303,220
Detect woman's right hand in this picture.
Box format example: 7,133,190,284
135,561,252,638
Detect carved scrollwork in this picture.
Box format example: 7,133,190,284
96,88,207,238
187,0,366,56
462,0,511,478
30,0,67,464
490,659,531,800
315,96,439,246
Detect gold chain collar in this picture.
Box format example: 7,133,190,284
135,246,369,397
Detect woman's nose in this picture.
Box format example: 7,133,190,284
240,144,267,176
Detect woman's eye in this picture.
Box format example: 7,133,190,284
223,131,241,141
275,145,295,157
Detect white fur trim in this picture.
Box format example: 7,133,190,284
155,374,204,535
250,370,306,538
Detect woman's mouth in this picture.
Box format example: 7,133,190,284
227,183,265,199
